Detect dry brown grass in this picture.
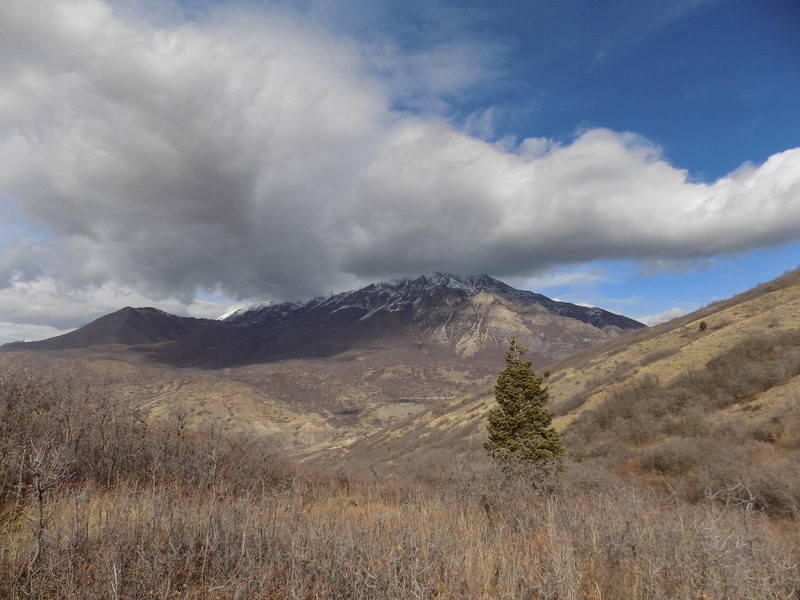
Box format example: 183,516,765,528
563,330,800,516
2,462,799,599
2,368,800,599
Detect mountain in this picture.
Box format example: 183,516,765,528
323,268,800,514
2,307,203,350
218,273,644,366
1,273,645,455
5,273,643,369
1,306,266,367
226,273,638,331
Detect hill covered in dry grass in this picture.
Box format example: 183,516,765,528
1,367,797,599
0,273,645,458
4,269,800,597
329,267,800,515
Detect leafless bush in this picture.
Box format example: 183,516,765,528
743,416,785,443
560,330,800,516
673,330,800,409
2,460,798,599
641,346,679,366
570,331,800,454
565,374,664,455
639,436,703,476
551,391,587,415
0,367,292,506
2,367,800,598
632,431,800,517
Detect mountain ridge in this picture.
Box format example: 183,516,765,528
2,273,644,370
226,272,642,332
0,272,646,456
2,306,203,351
320,267,800,492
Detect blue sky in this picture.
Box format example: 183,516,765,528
0,0,798,340
523,241,800,322
504,0,800,321
477,0,800,180
298,0,799,178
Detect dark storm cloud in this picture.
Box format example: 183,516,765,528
1,0,799,310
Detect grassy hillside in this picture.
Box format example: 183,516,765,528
328,267,800,514
0,345,496,456
1,368,797,599
4,270,800,597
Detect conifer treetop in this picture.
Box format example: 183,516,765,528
484,337,564,465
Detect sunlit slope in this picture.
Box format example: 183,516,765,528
327,268,800,488
549,267,800,427
0,346,491,456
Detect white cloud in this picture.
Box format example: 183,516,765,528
0,322,74,344
638,258,715,276
521,267,609,290
639,306,687,326
0,0,799,334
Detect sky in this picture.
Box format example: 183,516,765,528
0,0,799,342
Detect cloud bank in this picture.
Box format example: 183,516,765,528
640,307,689,327
1,0,800,324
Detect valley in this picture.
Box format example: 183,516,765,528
1,273,643,455
3,270,800,599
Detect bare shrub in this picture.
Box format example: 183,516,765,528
4,460,798,599
2,368,800,598
565,374,664,456
748,458,800,516
697,330,800,407
639,437,703,476
560,333,800,518
640,434,800,516
698,450,800,517
551,392,587,415
0,367,292,503
640,346,679,365
741,416,785,444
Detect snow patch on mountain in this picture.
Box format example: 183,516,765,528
225,273,492,323
217,306,246,321
221,273,646,331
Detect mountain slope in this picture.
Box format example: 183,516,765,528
2,307,203,350
219,273,644,367
325,268,800,513
0,273,646,456
5,274,643,371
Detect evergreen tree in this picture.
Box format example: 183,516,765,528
484,338,564,465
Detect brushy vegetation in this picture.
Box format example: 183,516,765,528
2,367,800,598
565,330,800,516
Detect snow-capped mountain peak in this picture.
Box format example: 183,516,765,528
223,273,496,324
222,272,643,333
6,273,645,369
